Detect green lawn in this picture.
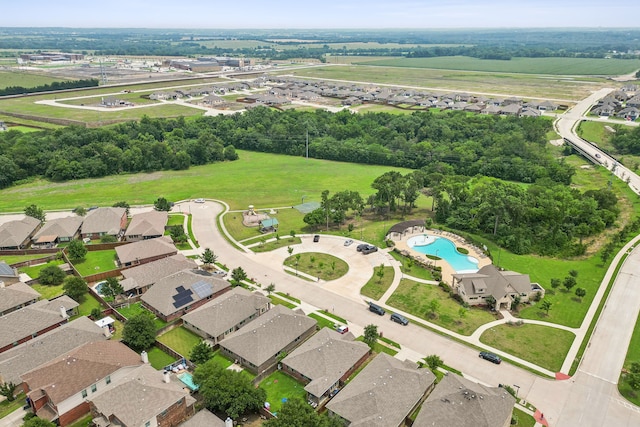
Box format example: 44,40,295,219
210,350,234,369
284,252,349,281
252,237,302,253
389,251,435,281
186,214,199,247
72,250,118,276
619,310,640,406
268,295,297,309
0,393,26,418
18,259,65,280
360,56,640,76
259,371,306,413
157,327,202,358
75,293,104,317
576,120,609,145
31,283,65,299
355,336,398,356
513,408,536,427
116,302,168,330
0,70,65,89
225,209,308,243
0,254,54,265
147,346,177,370
317,310,347,324
275,292,300,304
479,324,575,372
360,266,394,300
66,414,92,427
167,214,185,227
308,314,337,330
387,279,496,336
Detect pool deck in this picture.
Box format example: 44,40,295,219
393,229,492,284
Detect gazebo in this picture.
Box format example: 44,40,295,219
385,220,426,241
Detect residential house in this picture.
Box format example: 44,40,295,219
519,107,541,118
0,298,79,354
592,104,615,117
182,287,270,346
618,107,639,121
202,94,225,107
281,328,370,408
0,316,106,390
538,100,558,111
626,95,640,108
119,254,197,296
499,104,522,116
452,264,545,310
0,216,41,249
81,208,127,240
115,236,177,268
0,261,20,285
32,216,83,247
141,269,231,322
178,409,226,427
21,340,144,426
412,374,515,427
0,281,40,316
125,211,168,242
325,353,436,427
219,305,317,375
89,364,196,427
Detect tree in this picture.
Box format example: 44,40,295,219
67,239,87,262
154,197,172,211
376,263,385,283
540,300,552,315
231,266,248,286
190,341,214,365
63,276,88,302
23,417,56,427
122,313,156,352
569,269,579,278
24,204,45,222
91,307,103,320
484,295,496,310
510,295,521,311
424,354,443,372
74,206,87,216
264,398,344,427
200,248,217,269
0,381,17,401
628,372,640,391
289,230,296,240
168,225,187,244
550,278,561,289
193,360,266,419
100,235,118,243
102,277,124,299
287,246,294,256
223,145,239,161
563,276,577,292
39,265,66,285
575,287,587,301
363,324,379,349
265,283,276,295
427,299,440,318
113,201,130,216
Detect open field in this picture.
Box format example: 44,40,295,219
157,326,202,357
0,253,54,264
58,92,160,106
281,65,610,100
0,150,409,212
259,371,306,413
73,250,118,276
195,39,462,50
0,70,68,89
480,323,575,372
360,56,640,76
31,283,65,299
284,252,349,280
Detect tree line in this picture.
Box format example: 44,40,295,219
610,125,640,155
0,78,99,97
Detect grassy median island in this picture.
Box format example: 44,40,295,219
479,324,575,372
360,266,394,300
284,252,348,281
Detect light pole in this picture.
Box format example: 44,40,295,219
514,384,520,399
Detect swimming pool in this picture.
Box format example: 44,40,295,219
177,372,199,391
407,235,479,273
93,281,107,296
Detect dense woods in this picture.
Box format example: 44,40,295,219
0,78,99,96
610,125,640,154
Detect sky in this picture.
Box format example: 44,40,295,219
1,0,637,28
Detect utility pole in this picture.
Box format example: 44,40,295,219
306,129,309,160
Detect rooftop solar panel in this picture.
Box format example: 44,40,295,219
192,280,214,299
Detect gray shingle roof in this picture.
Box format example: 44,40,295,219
413,374,515,427
326,353,435,427
219,305,317,368
141,269,231,317
91,364,196,427
179,409,226,427
33,216,83,241
0,261,17,277
182,287,270,339
282,328,370,398
116,236,177,266
120,254,197,292
0,282,40,315
82,207,126,235
0,316,106,384
453,264,532,301
125,211,168,239
0,216,41,248
0,300,71,349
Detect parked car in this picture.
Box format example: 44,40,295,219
368,302,385,316
211,270,227,278
335,324,349,334
313,235,320,242
479,351,502,364
194,198,205,203
344,239,354,246
362,245,378,255
390,313,409,325
357,243,368,252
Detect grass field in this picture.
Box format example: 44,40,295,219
167,214,185,227
479,324,575,372
73,250,118,276
387,279,496,336
259,371,306,413
0,70,67,89
18,259,64,279
31,283,65,299
513,408,536,427
251,237,302,253
308,313,336,330
619,310,640,406
284,252,348,280
0,150,408,212
388,251,435,281
0,254,54,264
76,293,104,317
360,266,394,300
268,295,297,309
282,65,609,100
147,346,177,370
359,56,640,76
0,393,26,418
157,326,202,357
354,336,398,356
116,302,168,330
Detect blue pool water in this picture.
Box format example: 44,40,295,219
93,281,107,296
177,372,199,391
407,235,479,273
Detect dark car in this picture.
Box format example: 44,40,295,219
357,244,368,252
368,302,385,316
479,351,502,364
313,235,320,242
390,313,409,325
362,245,378,255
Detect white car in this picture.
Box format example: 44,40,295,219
344,239,354,246
194,198,205,203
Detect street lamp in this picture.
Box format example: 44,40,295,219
514,384,520,398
